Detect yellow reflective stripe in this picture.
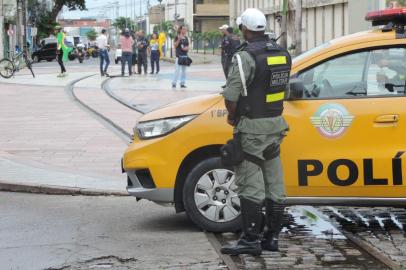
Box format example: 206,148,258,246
267,56,287,65
266,92,285,103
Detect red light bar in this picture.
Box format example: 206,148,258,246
366,8,406,26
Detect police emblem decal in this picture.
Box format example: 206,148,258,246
310,103,354,138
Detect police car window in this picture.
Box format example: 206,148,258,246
366,48,406,96
298,51,368,99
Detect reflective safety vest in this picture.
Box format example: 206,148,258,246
237,37,292,119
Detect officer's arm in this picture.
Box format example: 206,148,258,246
223,52,253,126
225,100,238,126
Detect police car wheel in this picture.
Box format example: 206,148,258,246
183,157,241,233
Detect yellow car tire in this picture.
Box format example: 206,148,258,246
182,157,241,232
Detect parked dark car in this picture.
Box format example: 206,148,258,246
32,41,78,63
32,42,57,62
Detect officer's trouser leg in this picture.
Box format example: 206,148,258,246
220,197,262,256
262,155,286,251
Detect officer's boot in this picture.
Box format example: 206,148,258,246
261,199,285,251
221,197,262,256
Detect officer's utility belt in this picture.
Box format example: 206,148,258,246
220,133,280,167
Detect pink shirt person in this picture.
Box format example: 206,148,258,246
120,35,134,53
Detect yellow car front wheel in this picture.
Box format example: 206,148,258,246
182,157,241,232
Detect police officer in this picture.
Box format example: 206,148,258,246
220,8,291,256
220,25,241,79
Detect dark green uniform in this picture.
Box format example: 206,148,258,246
223,46,289,204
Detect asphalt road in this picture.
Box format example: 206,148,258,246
0,192,222,270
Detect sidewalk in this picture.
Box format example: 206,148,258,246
0,61,225,195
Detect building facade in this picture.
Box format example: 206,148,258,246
230,0,386,52
193,0,229,33
159,0,229,33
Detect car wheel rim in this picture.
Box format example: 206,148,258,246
194,169,240,223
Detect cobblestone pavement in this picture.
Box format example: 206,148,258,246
321,206,406,269
221,206,388,270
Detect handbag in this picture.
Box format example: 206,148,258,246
178,56,192,66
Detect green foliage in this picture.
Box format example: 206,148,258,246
202,30,222,43
37,12,59,40
86,29,98,41
28,0,86,40
51,0,86,21
153,21,173,34
113,17,137,32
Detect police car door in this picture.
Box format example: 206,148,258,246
283,46,406,203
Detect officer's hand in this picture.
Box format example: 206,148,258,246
227,117,236,126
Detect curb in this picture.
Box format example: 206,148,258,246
0,181,129,196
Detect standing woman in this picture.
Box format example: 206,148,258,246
55,26,71,77
149,33,160,74
172,25,189,88
120,28,134,76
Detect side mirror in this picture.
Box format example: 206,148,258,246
287,78,305,100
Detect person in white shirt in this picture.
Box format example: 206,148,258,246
96,29,110,76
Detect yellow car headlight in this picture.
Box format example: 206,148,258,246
135,115,197,139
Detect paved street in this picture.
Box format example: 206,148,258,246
0,192,222,270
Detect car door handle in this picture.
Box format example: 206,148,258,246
374,114,399,123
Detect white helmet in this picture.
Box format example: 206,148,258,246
240,8,267,32
236,17,242,26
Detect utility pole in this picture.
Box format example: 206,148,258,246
294,0,302,56
16,0,23,50
0,0,4,59
22,0,27,53
175,0,178,25
280,0,288,49
125,0,128,28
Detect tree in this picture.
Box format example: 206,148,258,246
113,17,136,32
28,0,57,40
153,21,173,34
202,30,222,54
86,29,98,41
51,0,86,22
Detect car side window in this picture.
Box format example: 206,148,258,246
297,51,369,99
366,48,406,96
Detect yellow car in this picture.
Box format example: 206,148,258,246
123,9,406,232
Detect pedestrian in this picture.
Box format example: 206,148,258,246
96,29,110,77
149,33,160,74
220,25,241,80
220,8,292,256
120,28,134,76
137,30,149,75
131,31,138,74
158,31,166,58
172,25,189,88
55,26,71,77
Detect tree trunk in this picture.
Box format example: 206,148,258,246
51,2,64,22
280,0,288,49
295,0,302,56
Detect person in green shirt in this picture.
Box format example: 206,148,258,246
55,26,71,77
221,8,291,256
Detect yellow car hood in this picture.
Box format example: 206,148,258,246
139,94,223,122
